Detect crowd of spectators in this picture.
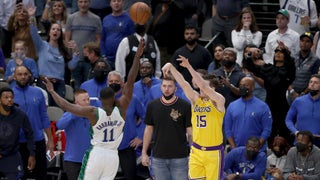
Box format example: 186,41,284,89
1,0,320,179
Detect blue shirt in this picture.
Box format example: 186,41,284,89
0,48,6,71
5,57,38,88
286,94,320,136
56,112,91,162
80,78,107,107
30,25,78,80
13,85,50,142
224,146,266,179
133,77,162,107
100,12,134,62
118,94,146,150
223,96,272,151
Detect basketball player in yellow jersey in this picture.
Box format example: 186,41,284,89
162,55,226,180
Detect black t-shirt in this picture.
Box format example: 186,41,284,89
145,97,192,158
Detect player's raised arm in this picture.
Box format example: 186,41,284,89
177,55,225,112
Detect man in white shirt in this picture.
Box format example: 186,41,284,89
264,9,300,64
280,0,318,35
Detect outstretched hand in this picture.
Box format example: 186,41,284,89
25,3,37,17
176,55,190,68
42,77,54,93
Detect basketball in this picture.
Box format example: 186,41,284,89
129,2,151,25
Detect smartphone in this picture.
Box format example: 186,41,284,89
270,164,276,168
16,0,23,4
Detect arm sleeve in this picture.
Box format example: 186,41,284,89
309,1,318,28
0,49,6,70
232,30,246,52
67,54,79,70
29,59,38,78
136,98,146,140
4,60,13,79
285,102,298,134
115,38,130,80
242,154,267,179
56,112,73,130
30,24,45,52
100,25,107,56
252,31,262,47
282,148,296,179
154,40,162,78
223,107,234,139
260,107,272,140
39,91,50,129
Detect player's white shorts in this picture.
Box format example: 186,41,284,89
78,146,119,180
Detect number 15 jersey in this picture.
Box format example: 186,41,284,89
192,98,225,146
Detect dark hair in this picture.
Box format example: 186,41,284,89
83,42,101,57
242,44,258,62
311,74,320,80
246,136,261,146
100,87,115,100
297,130,314,143
234,7,259,33
0,87,14,97
184,24,199,34
271,136,291,155
203,74,219,88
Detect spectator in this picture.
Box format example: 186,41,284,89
0,0,15,58
282,130,320,179
264,9,300,64
208,44,224,73
286,74,320,147
27,6,79,106
223,76,273,152
280,0,318,35
141,76,192,180
180,0,205,28
211,0,250,47
312,19,320,58
232,7,262,66
83,42,111,80
79,59,109,107
41,0,68,35
288,32,320,103
13,65,54,180
162,56,225,180
243,45,296,147
56,89,91,180
265,136,291,180
224,136,267,180
7,4,37,60
242,44,266,101
5,40,38,88
133,59,162,107
212,47,246,107
100,0,134,70
116,22,161,81
0,87,35,180
149,80,189,103
44,36,144,180
171,24,212,85
65,0,102,89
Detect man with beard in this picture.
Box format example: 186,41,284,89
12,65,54,180
141,76,192,180
116,22,161,82
133,59,162,107
171,24,212,85
286,74,320,147
223,77,272,152
80,59,109,107
282,131,320,179
212,47,246,107
224,136,267,180
0,87,35,180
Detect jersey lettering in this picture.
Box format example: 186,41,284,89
196,115,207,128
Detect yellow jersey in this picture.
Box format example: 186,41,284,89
192,98,225,146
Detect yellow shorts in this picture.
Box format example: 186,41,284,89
188,146,224,180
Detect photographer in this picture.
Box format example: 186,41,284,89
243,44,296,147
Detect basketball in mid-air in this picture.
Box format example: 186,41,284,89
129,2,151,25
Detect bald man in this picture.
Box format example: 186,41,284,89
223,77,273,152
